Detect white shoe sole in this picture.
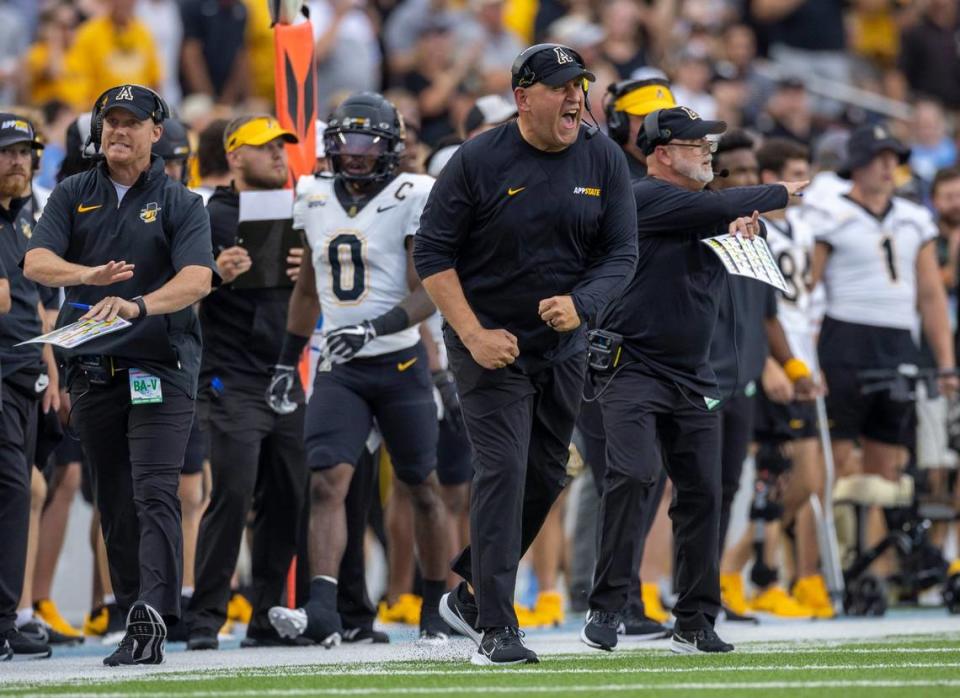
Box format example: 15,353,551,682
128,603,166,664
268,607,307,640
416,633,450,647
438,592,481,647
580,625,616,651
670,637,703,654
268,607,341,648
470,650,528,666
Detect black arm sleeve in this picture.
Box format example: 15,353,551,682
635,182,789,237
570,150,638,321
27,180,74,257
413,149,474,280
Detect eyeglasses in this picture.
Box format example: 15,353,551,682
669,139,719,154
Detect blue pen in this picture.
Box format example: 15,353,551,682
68,302,92,311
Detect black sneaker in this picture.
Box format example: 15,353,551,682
438,581,480,646
186,634,219,651
619,607,669,639
103,602,166,666
580,610,620,651
1,638,10,661
720,604,759,624
240,628,315,648
342,627,389,644
19,618,80,647
268,604,342,648
419,603,450,645
1,627,51,659
670,627,734,654
472,627,538,666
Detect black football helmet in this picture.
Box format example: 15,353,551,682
324,92,405,183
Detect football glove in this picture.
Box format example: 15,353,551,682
265,364,300,415
323,320,377,364
432,369,463,432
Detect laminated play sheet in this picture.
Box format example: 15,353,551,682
703,234,788,292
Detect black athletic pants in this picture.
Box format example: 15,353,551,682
718,390,755,554
579,398,666,615
189,394,306,638
0,383,38,633
447,335,585,628
589,367,721,631
71,377,194,623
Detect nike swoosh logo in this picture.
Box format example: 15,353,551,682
77,204,102,213
377,205,397,213
507,187,525,196
397,357,418,372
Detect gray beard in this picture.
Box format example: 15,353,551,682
675,160,714,185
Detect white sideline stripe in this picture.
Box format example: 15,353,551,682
73,661,960,680
13,679,960,697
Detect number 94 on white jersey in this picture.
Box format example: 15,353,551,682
293,172,435,358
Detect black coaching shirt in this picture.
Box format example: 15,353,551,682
599,177,788,398
0,195,47,379
28,157,217,398
414,122,638,369
199,186,292,392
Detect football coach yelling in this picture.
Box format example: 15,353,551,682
414,44,638,666
24,84,217,666
580,106,806,655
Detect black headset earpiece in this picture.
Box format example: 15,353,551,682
604,82,630,146
87,86,170,153
643,109,671,150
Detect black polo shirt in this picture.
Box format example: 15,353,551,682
199,186,292,392
599,177,787,398
414,122,638,370
28,157,217,397
0,195,47,379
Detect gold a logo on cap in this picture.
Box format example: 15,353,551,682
554,47,573,65
116,85,135,101
679,106,701,121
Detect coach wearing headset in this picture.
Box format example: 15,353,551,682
580,106,805,655
415,44,637,666
577,77,676,638
24,84,217,667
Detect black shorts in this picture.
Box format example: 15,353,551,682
181,412,207,475
437,415,471,486
304,343,438,485
818,316,918,446
753,385,818,443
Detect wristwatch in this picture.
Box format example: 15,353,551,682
132,296,148,321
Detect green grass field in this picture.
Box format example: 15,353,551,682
4,635,959,698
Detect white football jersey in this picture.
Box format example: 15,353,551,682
762,209,818,365
294,172,434,358
814,195,937,331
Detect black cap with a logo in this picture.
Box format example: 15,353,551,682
0,113,43,150
837,123,909,179
98,85,166,123
511,44,596,90
637,106,726,155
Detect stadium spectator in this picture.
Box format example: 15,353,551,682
22,2,84,111
136,0,183,108
599,0,647,79
895,0,960,110
401,19,475,146
66,0,163,108
311,0,382,106
908,99,957,190
0,0,30,107
456,0,523,96
179,0,249,105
